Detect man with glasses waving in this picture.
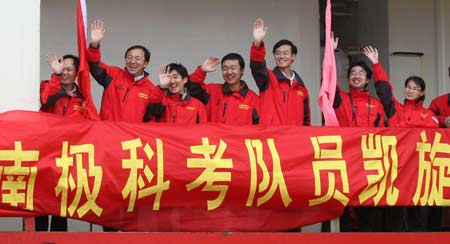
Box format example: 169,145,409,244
87,20,168,123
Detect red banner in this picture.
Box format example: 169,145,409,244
0,111,449,231
2,233,450,244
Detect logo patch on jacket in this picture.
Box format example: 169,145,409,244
73,105,82,111
297,91,304,96
185,106,196,111
138,92,149,100
420,113,429,119
366,103,376,108
239,104,250,110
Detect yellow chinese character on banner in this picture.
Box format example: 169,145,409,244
55,141,103,218
186,138,233,210
245,138,292,207
121,138,170,212
309,136,349,206
0,141,39,210
359,134,399,206
414,132,450,206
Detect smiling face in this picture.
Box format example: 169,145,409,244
274,44,296,69
221,59,243,88
125,48,148,77
404,79,424,101
167,69,188,95
348,65,369,90
60,58,77,87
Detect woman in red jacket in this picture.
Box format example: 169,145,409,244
364,46,438,128
364,46,438,232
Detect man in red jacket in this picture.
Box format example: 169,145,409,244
40,52,85,119
143,63,207,124
87,20,166,123
250,18,310,126
189,53,260,125
38,52,84,232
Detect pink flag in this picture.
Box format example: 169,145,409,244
77,0,99,120
318,0,339,126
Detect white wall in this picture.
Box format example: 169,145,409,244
40,0,322,124
0,0,40,231
436,0,450,93
0,0,40,112
388,0,440,106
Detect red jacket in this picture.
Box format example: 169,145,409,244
429,93,450,128
189,67,260,125
333,86,385,128
143,91,207,124
250,42,310,126
86,46,163,123
40,74,84,118
373,63,438,128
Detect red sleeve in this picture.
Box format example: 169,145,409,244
86,45,101,63
429,96,447,127
197,103,207,123
40,74,62,105
189,66,207,87
250,42,266,62
148,83,165,103
373,63,391,86
250,42,271,91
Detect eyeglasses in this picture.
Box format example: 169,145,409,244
126,56,144,63
405,85,422,92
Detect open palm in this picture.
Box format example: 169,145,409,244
91,20,105,45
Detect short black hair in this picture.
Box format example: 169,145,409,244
221,53,245,69
347,61,372,80
166,63,188,79
124,45,151,62
62,54,80,72
405,76,426,102
272,39,298,55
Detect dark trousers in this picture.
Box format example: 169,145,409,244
35,215,67,231
341,206,407,232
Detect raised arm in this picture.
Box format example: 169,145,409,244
187,57,219,105
330,32,343,109
47,52,64,75
252,18,267,48
189,57,219,85
158,66,171,90
40,52,66,107
364,46,396,119
90,19,105,48
250,18,270,91
86,20,119,88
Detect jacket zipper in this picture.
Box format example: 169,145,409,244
63,104,67,115
222,102,227,119
123,88,130,102
283,89,286,103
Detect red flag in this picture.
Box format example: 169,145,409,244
318,0,339,126
77,0,99,120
